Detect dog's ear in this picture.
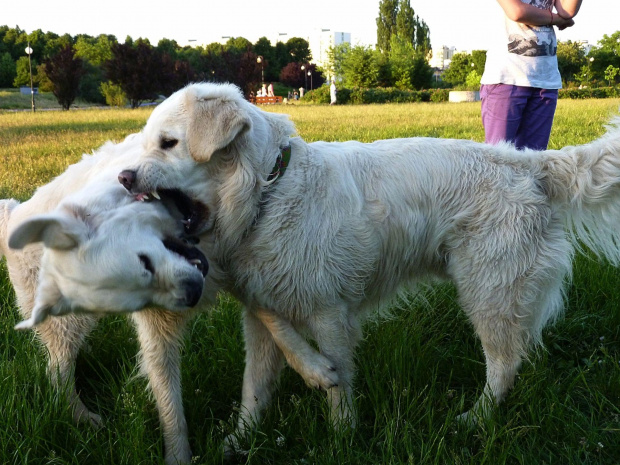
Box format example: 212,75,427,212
9,212,87,250
186,95,252,162
14,278,66,330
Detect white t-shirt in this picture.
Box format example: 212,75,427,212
481,0,562,89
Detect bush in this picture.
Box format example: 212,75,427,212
100,81,127,107
558,86,620,99
302,85,448,104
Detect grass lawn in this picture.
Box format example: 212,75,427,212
1,98,620,464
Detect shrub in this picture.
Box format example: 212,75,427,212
100,81,127,107
302,85,449,104
558,86,620,99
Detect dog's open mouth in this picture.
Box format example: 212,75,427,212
163,237,209,277
136,188,209,236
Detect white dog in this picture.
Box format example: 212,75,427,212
0,134,212,464
117,82,620,458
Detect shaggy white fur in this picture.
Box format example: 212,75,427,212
120,82,620,460
0,134,211,463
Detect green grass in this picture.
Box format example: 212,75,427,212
1,99,620,464
0,88,96,111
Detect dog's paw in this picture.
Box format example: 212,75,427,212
301,353,340,391
455,410,478,428
222,434,248,461
73,408,103,429
14,318,37,331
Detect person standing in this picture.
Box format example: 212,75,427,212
330,80,337,105
480,0,583,150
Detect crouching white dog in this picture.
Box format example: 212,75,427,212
0,133,213,464
119,82,620,456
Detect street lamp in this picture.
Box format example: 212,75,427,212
257,55,264,85
308,70,312,90
24,42,35,112
301,64,307,90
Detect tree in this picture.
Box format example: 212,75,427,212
390,35,432,89
44,44,85,110
604,64,619,86
74,34,114,66
0,52,16,87
341,45,379,88
557,40,586,84
441,52,473,87
396,0,430,54
279,61,306,88
286,37,312,64
470,50,487,76
105,41,173,107
377,0,430,54
13,56,36,87
376,0,398,53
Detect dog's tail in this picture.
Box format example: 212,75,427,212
541,117,620,263
0,199,19,258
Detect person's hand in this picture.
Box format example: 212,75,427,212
555,15,575,30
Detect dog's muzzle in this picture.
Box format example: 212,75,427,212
163,238,209,277
119,170,209,236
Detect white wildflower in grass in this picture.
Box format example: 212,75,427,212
276,435,286,447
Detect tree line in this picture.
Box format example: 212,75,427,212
0,0,435,108
0,25,322,108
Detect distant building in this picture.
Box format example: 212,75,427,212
310,29,351,82
430,45,457,70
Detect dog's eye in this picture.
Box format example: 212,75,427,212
139,254,155,274
160,138,178,150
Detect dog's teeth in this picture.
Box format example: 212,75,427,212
142,194,150,201
190,259,202,265
151,191,161,200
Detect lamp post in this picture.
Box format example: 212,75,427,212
25,42,35,112
301,64,307,91
257,55,264,85
308,70,312,90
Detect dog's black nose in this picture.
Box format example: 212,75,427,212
182,279,204,307
118,170,136,191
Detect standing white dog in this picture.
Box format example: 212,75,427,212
0,133,212,464
118,82,620,457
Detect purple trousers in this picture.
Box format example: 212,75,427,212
481,83,558,150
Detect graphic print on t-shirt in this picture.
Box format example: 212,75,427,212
506,0,556,57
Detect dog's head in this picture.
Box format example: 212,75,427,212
118,83,295,241
9,200,208,330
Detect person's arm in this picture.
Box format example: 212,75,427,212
554,0,583,19
496,0,574,28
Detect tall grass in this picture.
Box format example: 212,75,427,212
1,99,620,464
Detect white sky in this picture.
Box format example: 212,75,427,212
3,0,617,52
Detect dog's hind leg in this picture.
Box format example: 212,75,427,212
224,308,288,456
131,309,193,465
307,306,362,429
36,314,102,426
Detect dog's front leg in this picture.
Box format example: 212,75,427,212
254,307,340,391
37,313,102,426
307,307,362,429
131,309,192,465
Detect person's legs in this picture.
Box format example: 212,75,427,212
481,84,528,145
514,88,558,150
